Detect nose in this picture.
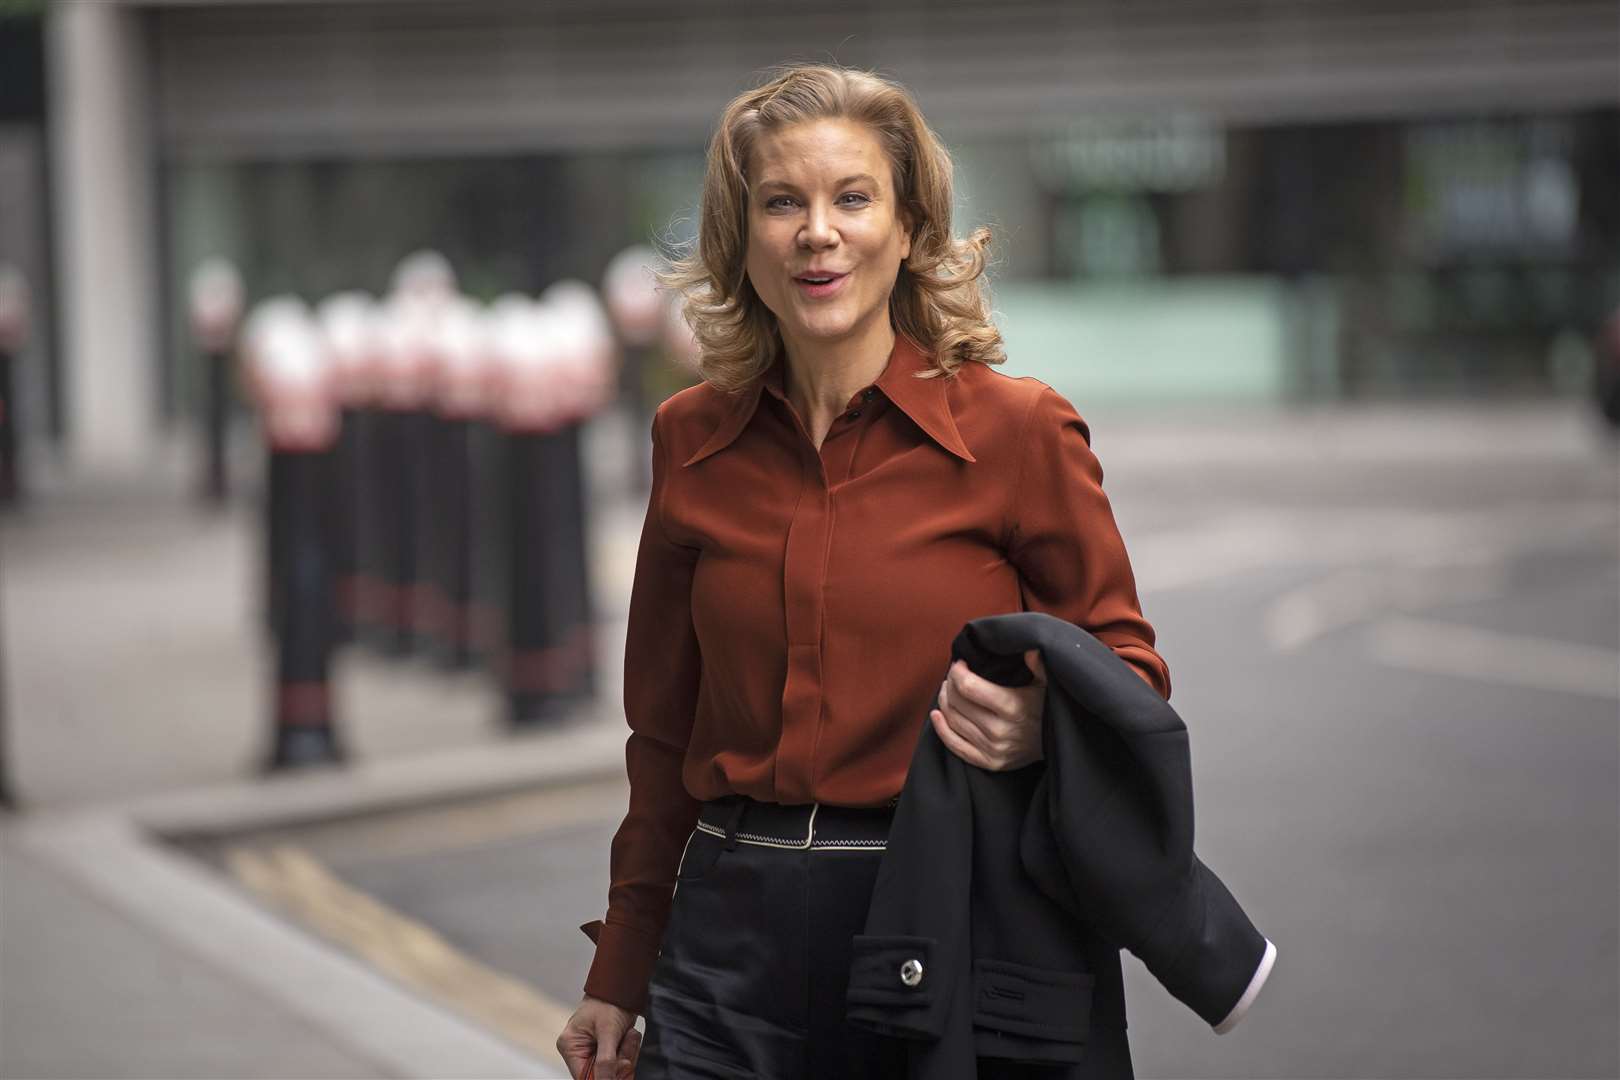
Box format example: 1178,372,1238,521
798,201,837,250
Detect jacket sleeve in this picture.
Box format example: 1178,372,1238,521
582,408,705,1014
1006,385,1170,700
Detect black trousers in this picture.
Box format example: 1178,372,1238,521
638,797,907,1080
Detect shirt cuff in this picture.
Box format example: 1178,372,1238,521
582,919,665,1015
1213,937,1277,1034
1123,657,1167,698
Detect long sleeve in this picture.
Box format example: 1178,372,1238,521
1006,385,1171,700
582,408,705,1013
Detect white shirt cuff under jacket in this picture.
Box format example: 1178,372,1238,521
1212,938,1277,1034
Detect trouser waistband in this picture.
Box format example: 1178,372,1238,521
696,794,895,851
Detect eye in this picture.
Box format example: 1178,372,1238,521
838,192,871,207
765,195,796,210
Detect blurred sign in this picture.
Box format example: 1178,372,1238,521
1030,114,1225,194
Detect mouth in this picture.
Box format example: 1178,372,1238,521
794,271,849,298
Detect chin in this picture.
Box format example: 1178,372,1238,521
790,311,859,342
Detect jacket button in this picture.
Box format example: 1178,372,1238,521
900,959,924,987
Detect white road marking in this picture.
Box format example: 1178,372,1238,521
1363,615,1619,700
1263,560,1509,652
1137,501,1614,593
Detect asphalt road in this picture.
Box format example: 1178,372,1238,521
201,406,1619,1078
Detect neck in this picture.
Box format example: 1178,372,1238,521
780,317,896,422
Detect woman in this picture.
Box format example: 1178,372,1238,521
557,62,1170,1080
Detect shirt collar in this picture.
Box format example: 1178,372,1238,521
682,332,976,467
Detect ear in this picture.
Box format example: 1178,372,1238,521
898,207,915,262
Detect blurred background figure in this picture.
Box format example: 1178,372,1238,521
0,2,1614,1078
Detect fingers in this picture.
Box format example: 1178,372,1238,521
930,706,992,770
936,681,997,757
940,673,1025,754
556,1018,596,1079
592,1019,628,1080
622,1027,643,1071
945,659,1017,717
558,1038,593,1078
556,1006,634,1080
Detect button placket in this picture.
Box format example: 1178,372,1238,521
775,441,830,800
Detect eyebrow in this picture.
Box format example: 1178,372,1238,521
755,173,880,193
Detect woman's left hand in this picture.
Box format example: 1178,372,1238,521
930,649,1047,771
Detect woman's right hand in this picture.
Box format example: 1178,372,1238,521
556,995,642,1079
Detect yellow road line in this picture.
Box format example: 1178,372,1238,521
225,843,573,1068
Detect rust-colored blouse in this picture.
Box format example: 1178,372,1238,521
583,332,1170,1012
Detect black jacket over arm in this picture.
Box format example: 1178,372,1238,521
847,612,1276,1079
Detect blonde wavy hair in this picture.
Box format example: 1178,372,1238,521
655,62,1005,392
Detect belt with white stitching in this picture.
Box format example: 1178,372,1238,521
695,794,896,851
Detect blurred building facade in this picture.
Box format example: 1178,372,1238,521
6,0,1618,466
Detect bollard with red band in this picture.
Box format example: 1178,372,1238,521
0,265,31,507
539,280,618,706
316,291,381,645
602,245,665,492
189,258,245,505
242,298,344,770
473,297,534,679
0,264,22,805
490,285,615,727
243,298,310,637
359,252,456,656
363,294,434,654
421,296,493,669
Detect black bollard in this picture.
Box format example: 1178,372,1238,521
0,265,29,508
189,259,245,506
202,347,230,502
0,548,13,807
470,411,508,673
265,446,345,769
495,286,618,727
420,413,480,669
244,299,345,770
358,297,435,657
548,419,598,702
603,246,665,494
489,297,567,727
363,406,418,656
328,404,363,645
500,425,595,725
350,399,386,648
0,347,17,506
419,300,492,670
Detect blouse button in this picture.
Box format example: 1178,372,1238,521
848,409,862,420
863,388,876,400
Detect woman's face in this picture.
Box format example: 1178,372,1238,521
744,118,913,353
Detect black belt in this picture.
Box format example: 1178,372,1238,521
695,794,896,851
